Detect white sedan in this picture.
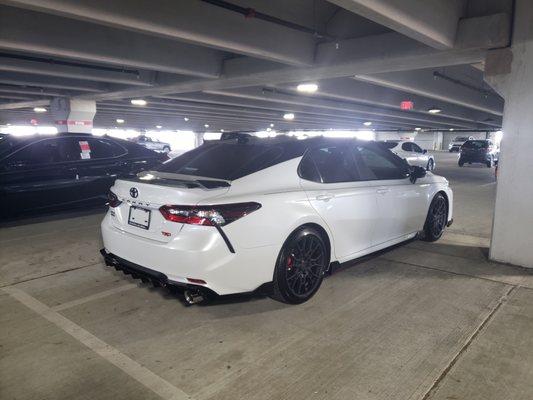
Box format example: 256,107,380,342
381,141,435,171
101,136,453,304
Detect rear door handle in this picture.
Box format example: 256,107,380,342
316,194,334,201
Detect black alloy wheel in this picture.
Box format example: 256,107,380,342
271,227,328,304
422,193,448,242
427,159,434,171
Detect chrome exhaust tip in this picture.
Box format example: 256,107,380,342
184,290,204,305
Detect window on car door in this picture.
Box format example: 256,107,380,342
354,143,425,243
401,142,413,152
299,146,359,183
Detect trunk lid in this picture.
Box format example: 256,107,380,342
109,172,230,242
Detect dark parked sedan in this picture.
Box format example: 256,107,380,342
0,133,167,218
458,139,499,168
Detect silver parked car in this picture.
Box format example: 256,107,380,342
130,136,171,153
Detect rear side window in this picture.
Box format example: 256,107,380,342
354,145,408,180
157,142,304,180
299,146,359,183
7,138,81,165
401,142,413,151
84,138,126,159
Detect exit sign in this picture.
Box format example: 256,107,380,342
401,101,414,110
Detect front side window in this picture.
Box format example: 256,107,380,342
411,143,423,153
354,145,408,181
84,138,126,159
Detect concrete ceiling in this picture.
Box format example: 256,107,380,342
0,0,511,132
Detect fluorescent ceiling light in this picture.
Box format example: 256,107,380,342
184,117,189,121
270,123,274,127
428,107,442,114
156,125,162,129
449,128,454,131
283,113,295,121
220,129,224,132
204,124,209,128
33,107,47,113
131,99,147,106
116,118,125,124
415,127,421,131
363,121,372,126
296,83,318,93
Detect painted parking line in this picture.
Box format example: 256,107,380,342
52,283,138,311
3,286,192,400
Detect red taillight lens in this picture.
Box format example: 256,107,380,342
159,202,261,226
107,190,122,208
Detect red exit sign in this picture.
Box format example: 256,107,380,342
401,101,414,110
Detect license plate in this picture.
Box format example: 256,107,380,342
128,206,151,230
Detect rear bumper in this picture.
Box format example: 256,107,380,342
100,213,278,295
459,153,491,162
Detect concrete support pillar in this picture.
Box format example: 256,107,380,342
50,98,96,133
485,0,533,268
194,131,204,147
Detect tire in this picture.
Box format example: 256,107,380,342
458,160,464,167
271,227,328,304
486,156,493,168
421,193,448,242
427,158,434,171
163,146,171,153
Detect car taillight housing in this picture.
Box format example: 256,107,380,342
159,202,261,226
107,190,122,208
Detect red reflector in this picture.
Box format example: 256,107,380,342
187,278,206,284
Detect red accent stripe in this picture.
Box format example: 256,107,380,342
55,120,93,126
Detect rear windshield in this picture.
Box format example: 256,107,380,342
462,140,488,149
455,137,470,142
156,141,305,180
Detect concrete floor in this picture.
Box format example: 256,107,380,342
1,152,532,400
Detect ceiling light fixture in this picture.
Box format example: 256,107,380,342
220,129,224,132
131,99,147,106
428,107,442,114
156,125,162,129
363,121,372,126
33,107,47,113
415,127,421,131
184,117,189,121
204,124,209,128
270,123,274,127
296,83,318,93
449,128,454,131
283,113,295,121
116,118,125,124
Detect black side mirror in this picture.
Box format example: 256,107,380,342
422,149,427,154
409,165,426,183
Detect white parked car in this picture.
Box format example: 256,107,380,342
448,136,474,152
380,141,435,171
130,136,171,153
101,136,453,304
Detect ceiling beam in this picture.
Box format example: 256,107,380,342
0,0,316,66
354,66,504,115
0,72,108,92
0,55,156,86
326,0,466,49
0,5,224,78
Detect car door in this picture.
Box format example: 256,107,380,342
411,143,429,167
73,137,130,201
353,143,427,244
0,137,80,214
400,142,421,167
299,144,379,261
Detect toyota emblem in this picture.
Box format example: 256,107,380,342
129,187,139,198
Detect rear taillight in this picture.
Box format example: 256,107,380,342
107,190,122,208
159,202,261,226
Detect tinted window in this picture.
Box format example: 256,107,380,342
84,138,126,159
462,140,488,149
158,142,304,180
7,138,81,165
412,143,423,153
380,142,398,149
354,145,407,180
301,146,358,183
401,142,413,151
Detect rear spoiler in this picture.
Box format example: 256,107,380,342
135,171,231,189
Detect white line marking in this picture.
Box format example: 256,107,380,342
52,284,138,311
4,286,191,400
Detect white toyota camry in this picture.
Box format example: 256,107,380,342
101,135,453,304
